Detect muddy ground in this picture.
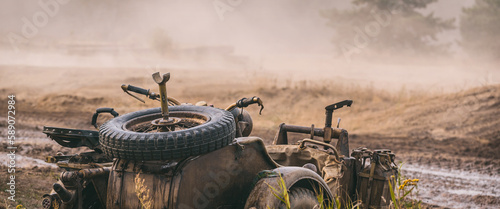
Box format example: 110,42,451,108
0,66,499,208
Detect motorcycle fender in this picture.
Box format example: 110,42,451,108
244,166,333,209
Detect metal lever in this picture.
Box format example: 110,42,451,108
325,100,352,128
323,100,352,144
152,72,171,122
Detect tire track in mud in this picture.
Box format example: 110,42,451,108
402,163,500,209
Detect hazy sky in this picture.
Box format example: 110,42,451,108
1,0,476,55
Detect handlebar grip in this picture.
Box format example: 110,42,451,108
91,107,119,129
128,84,150,95
236,97,255,108
236,96,264,114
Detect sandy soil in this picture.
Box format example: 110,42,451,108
0,65,499,208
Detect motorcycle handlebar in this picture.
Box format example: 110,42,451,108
121,84,150,96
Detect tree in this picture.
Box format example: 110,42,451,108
460,0,500,59
321,0,455,58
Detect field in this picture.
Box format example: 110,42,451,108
0,61,499,208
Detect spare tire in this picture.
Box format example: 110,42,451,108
99,105,235,161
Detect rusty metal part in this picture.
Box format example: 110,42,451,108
266,143,347,200
54,183,73,203
324,100,352,143
266,144,343,179
230,108,254,137
273,123,351,157
41,197,51,209
43,127,100,150
61,167,111,182
151,72,183,131
299,139,340,163
323,126,333,144
273,123,342,143
42,193,61,209
122,111,208,133
92,177,108,208
60,171,79,189
151,117,181,131
354,148,398,209
336,128,350,157
324,100,353,127
225,103,237,111
152,72,171,121
56,162,112,170
310,124,315,140
78,167,111,179
46,156,57,163
167,96,181,105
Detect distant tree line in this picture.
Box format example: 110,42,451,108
460,0,500,59
322,0,500,60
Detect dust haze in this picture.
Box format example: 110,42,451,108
1,0,497,92
1,0,500,208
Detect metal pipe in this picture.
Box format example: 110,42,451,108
279,124,344,138
78,167,111,179
152,72,171,121
53,183,72,202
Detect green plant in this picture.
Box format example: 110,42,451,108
388,163,421,209
265,173,290,209
266,173,366,209
313,185,334,209
313,180,362,209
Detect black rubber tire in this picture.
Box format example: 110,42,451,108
99,105,235,161
280,187,320,209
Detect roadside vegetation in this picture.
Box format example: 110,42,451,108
267,164,421,209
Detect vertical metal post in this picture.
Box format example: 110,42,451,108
152,72,171,122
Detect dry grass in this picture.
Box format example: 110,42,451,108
134,173,154,209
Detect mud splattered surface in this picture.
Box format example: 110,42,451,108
402,163,500,208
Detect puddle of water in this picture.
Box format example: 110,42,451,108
449,189,483,196
403,164,499,182
0,151,58,169
402,163,500,209
0,137,53,143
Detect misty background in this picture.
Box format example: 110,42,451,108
0,0,497,91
